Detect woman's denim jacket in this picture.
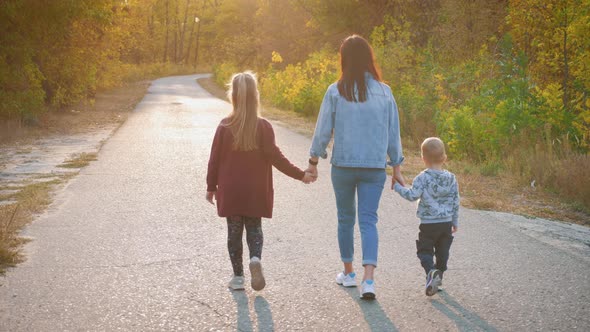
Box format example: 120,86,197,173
310,73,404,169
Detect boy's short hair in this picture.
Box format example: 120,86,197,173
421,137,447,164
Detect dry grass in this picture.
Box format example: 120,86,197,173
58,152,98,169
197,76,226,101
198,76,590,226
512,150,590,210
0,178,65,273
0,204,24,269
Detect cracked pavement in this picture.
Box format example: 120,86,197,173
1,74,589,331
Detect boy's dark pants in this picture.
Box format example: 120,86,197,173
416,222,454,276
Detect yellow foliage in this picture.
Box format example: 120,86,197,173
259,49,338,116
271,51,283,63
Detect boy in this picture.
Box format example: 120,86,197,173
393,137,459,296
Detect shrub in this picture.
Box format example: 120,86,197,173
213,62,238,89
0,54,46,122
437,105,491,162
260,49,338,117
371,16,439,141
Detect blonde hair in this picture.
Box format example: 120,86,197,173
421,137,447,164
224,71,260,151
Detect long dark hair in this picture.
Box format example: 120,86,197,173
337,35,382,103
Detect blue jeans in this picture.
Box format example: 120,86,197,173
331,165,386,267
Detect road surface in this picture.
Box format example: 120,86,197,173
1,74,589,331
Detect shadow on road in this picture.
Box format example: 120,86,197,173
254,296,274,332
342,287,399,332
231,291,274,332
231,291,253,331
430,291,497,332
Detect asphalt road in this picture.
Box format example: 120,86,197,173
1,74,588,331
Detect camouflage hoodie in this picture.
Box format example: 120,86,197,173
394,169,459,226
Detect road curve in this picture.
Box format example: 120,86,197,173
1,74,588,331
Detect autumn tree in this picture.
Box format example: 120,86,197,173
508,0,590,146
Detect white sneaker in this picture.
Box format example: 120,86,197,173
335,272,357,287
228,275,245,290
360,280,376,299
249,257,266,291
425,269,442,296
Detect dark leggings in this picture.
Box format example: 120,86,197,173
227,216,263,276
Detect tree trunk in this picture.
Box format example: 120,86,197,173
562,2,569,110
148,7,155,62
193,20,200,68
185,12,196,63
173,0,179,63
179,0,190,63
163,0,169,62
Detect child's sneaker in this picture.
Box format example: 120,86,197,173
228,275,245,290
360,280,376,299
249,257,266,291
425,269,442,296
335,272,357,287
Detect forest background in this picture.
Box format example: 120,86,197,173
1,0,589,212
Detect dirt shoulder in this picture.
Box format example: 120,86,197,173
198,76,589,226
0,81,150,146
0,81,150,273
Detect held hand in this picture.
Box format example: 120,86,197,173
206,191,216,205
393,167,406,187
452,225,458,233
305,164,318,179
301,172,316,184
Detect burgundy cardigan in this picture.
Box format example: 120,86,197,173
206,118,305,218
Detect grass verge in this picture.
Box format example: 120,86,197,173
58,153,98,169
198,76,590,226
0,177,72,273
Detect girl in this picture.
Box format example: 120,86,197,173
206,71,314,291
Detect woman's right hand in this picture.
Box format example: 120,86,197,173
392,166,405,188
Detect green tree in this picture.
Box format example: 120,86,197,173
508,0,590,148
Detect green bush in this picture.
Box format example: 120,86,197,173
213,62,238,89
0,54,46,121
260,49,338,117
371,16,440,140
438,105,491,162
434,35,548,161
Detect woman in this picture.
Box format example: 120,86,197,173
306,35,405,299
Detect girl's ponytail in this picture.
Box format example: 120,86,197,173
225,71,260,151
